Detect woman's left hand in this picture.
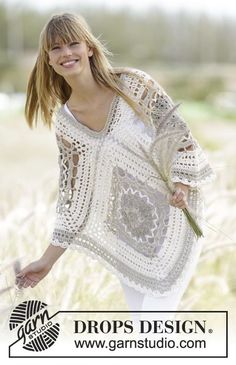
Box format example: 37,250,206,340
169,182,189,209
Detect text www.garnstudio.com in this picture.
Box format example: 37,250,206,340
74,337,206,351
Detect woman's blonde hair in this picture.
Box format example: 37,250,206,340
25,12,155,129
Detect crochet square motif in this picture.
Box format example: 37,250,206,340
105,165,170,258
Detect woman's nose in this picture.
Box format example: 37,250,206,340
61,46,73,56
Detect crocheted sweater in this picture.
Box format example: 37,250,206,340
50,68,215,297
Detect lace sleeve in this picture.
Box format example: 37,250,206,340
50,132,80,245
55,133,80,211
150,82,216,188
120,68,215,188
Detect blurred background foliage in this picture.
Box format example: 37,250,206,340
0,1,236,100
0,1,236,339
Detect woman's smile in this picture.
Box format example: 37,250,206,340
60,59,80,68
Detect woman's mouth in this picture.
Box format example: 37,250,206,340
60,59,79,68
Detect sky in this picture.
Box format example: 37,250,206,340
3,0,236,18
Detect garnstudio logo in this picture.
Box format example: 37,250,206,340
9,300,60,352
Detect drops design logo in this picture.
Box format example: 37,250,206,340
9,300,60,352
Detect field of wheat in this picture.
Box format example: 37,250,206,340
0,100,235,338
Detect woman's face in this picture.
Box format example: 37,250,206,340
48,37,93,77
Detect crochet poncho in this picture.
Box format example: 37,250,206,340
50,68,215,297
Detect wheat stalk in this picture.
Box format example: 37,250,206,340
139,103,204,238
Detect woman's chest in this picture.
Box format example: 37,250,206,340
67,94,117,133
70,109,107,132
57,97,154,151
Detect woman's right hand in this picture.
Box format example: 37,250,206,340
15,260,53,289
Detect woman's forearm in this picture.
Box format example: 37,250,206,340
40,244,67,267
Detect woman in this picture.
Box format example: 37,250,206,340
16,13,215,323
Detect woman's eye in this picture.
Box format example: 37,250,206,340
51,46,60,51
70,42,80,46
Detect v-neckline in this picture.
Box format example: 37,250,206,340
63,93,119,137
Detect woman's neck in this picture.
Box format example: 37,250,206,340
64,67,105,106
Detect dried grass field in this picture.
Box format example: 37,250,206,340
0,101,236,336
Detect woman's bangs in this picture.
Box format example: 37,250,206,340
45,20,84,51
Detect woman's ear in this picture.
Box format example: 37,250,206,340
88,46,93,57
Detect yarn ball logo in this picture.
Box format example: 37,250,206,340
9,300,60,352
